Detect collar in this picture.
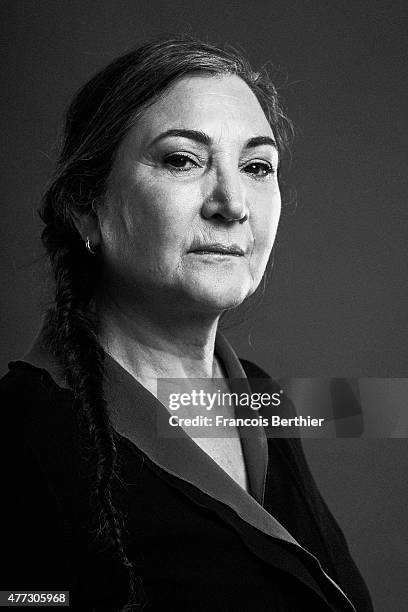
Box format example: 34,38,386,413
104,331,298,545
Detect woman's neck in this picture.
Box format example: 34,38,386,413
98,295,224,392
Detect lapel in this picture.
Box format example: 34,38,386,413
105,331,298,547
103,335,355,611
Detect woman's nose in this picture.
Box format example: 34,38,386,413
201,166,249,224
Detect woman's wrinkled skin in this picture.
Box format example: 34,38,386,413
75,74,281,381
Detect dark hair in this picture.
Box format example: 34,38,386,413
39,34,293,609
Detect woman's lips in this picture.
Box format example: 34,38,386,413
189,243,245,256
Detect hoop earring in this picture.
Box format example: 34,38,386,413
85,237,96,255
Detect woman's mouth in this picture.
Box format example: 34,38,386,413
189,243,245,256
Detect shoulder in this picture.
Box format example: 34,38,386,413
0,361,90,541
239,357,272,378
239,358,297,418
0,361,73,431
1,360,64,396
239,358,281,390
0,361,77,489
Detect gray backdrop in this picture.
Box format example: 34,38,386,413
1,1,407,609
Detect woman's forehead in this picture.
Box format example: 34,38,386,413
128,73,274,149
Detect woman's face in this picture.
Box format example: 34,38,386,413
97,73,281,315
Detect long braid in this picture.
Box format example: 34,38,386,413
40,206,141,608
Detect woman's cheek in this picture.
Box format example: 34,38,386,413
255,214,276,253
249,220,277,278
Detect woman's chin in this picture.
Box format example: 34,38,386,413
175,258,260,313
187,281,254,314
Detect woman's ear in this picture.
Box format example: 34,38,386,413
71,206,101,251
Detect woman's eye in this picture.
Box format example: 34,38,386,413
164,154,198,172
243,161,274,178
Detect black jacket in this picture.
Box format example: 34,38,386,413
0,332,373,611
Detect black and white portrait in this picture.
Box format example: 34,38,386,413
1,2,407,610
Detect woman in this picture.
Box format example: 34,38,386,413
1,36,373,611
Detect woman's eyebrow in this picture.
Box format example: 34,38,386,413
149,129,277,151
150,129,210,146
244,135,277,150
